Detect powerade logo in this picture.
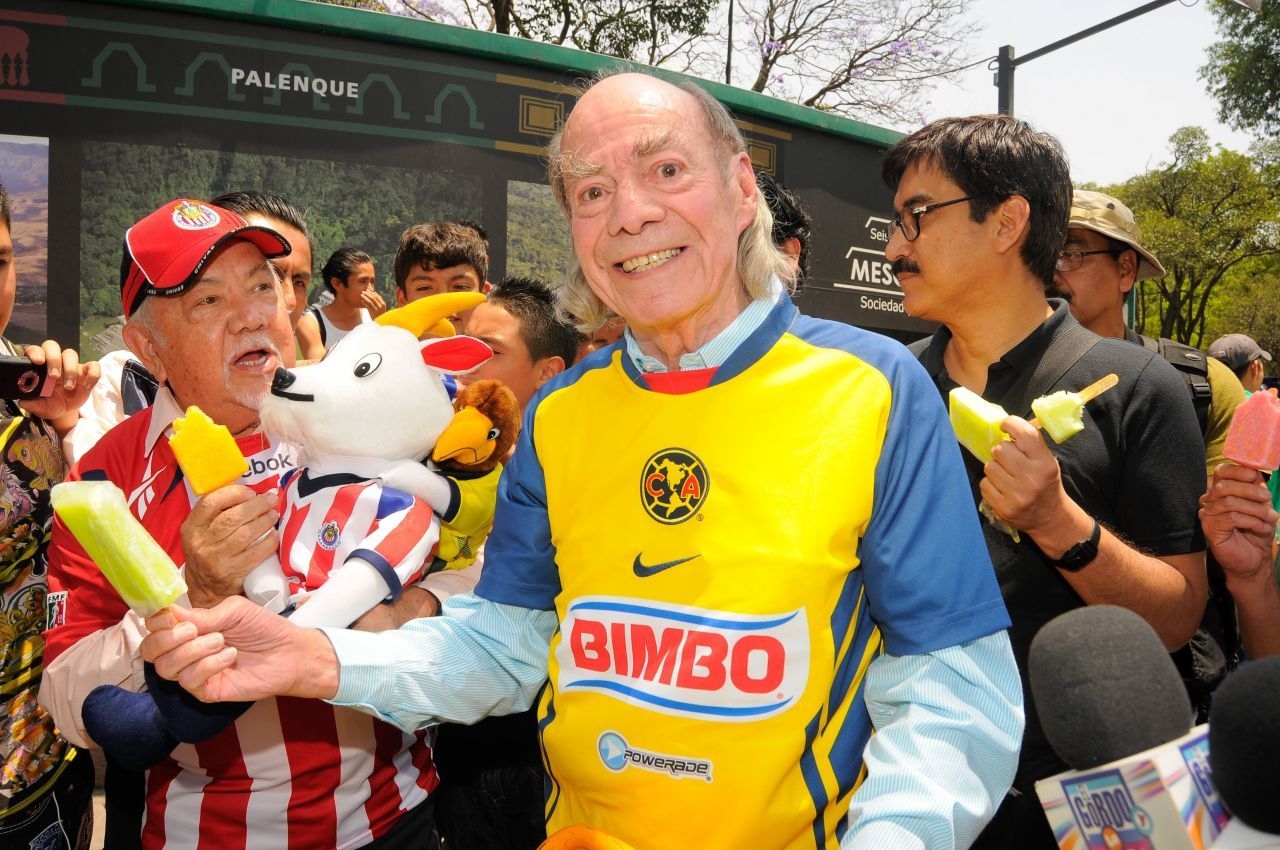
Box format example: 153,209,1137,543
1179,733,1229,831
1062,769,1155,850
597,731,712,781
557,596,809,720
640,449,708,524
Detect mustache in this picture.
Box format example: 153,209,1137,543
890,259,920,276
1045,284,1073,303
226,333,283,363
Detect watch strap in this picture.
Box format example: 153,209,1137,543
1051,518,1101,572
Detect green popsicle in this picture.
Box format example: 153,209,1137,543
51,480,187,617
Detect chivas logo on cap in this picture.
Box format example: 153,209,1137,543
171,200,221,230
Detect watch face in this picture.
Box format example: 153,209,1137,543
1055,521,1101,571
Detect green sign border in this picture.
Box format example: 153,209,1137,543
107,0,904,148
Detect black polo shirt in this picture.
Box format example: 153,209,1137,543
916,301,1206,788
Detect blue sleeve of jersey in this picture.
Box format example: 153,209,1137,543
474,397,561,609
858,346,1010,655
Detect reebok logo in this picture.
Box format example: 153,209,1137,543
633,553,700,578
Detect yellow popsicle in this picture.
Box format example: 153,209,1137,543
51,480,187,617
169,406,248,495
1030,390,1085,443
949,386,1011,464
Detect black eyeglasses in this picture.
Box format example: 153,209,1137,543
888,196,976,242
1055,247,1123,273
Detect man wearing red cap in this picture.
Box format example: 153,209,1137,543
40,199,445,849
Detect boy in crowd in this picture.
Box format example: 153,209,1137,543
394,221,489,332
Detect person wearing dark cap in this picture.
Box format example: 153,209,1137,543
1210,332,1271,393
0,181,100,850
40,199,447,850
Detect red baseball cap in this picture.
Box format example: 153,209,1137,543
119,198,291,318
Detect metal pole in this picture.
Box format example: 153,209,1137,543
996,45,1015,116
994,0,1177,115
726,0,733,84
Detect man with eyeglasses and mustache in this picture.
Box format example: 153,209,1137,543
41,199,452,850
883,117,1208,848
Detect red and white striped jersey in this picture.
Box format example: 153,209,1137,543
276,469,439,601
45,390,437,850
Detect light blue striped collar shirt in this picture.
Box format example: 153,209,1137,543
623,276,785,373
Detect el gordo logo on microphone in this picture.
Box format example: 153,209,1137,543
556,596,809,720
1061,769,1156,849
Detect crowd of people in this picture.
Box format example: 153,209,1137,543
0,68,1276,850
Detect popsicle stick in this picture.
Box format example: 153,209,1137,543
1027,373,1119,430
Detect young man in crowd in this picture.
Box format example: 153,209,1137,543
1210,332,1271,393
394,221,489,332
296,245,384,359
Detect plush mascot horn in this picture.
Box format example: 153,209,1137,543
375,290,487,338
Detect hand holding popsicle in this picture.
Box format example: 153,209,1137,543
51,480,187,617
950,373,1119,464
168,405,281,607
950,374,1118,539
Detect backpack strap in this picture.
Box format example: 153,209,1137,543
1136,334,1211,436
1002,320,1102,418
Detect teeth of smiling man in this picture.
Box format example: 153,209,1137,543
621,249,679,273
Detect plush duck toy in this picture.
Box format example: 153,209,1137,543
79,292,519,768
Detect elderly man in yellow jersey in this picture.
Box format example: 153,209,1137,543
140,71,1022,850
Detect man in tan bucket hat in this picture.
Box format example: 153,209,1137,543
1052,189,1246,476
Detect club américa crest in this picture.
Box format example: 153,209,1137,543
640,448,709,524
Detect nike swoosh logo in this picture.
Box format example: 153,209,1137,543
633,553,701,577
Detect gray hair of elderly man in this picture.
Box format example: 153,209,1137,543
550,69,792,333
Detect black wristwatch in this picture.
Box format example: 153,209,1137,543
1051,519,1101,572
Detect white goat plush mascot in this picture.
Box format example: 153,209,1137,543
248,292,493,628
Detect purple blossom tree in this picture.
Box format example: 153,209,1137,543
719,0,978,123
314,0,978,125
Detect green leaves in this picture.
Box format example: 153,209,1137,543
1201,0,1280,135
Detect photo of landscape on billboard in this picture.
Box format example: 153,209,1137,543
0,133,49,344
74,142,571,359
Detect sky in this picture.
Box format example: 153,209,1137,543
920,0,1258,187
